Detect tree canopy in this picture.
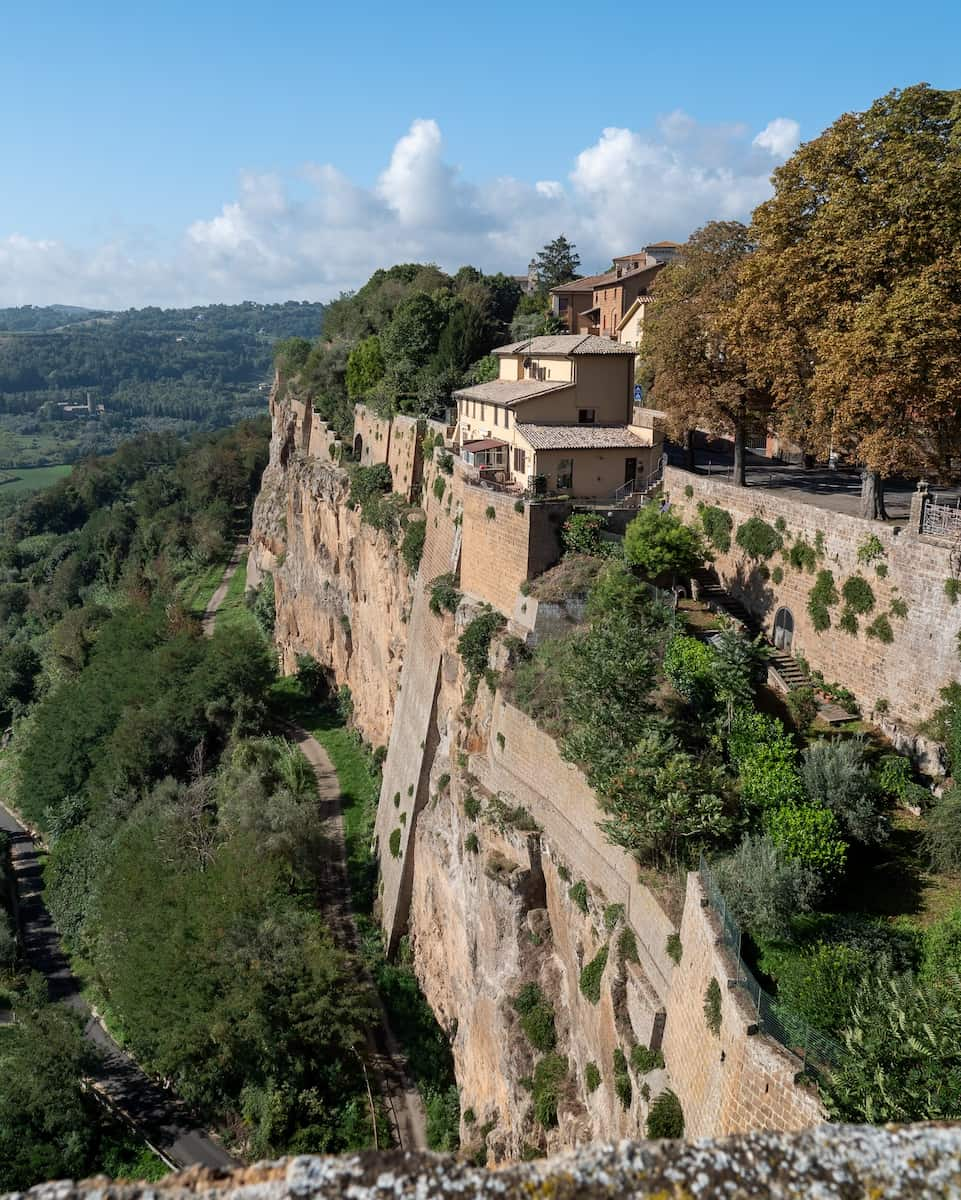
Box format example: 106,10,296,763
734,84,961,515
533,236,581,290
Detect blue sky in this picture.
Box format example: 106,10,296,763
2,0,956,307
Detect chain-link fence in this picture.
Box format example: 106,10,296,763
698,853,843,1069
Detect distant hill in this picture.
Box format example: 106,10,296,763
0,300,325,466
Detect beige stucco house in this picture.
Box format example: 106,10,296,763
453,335,663,499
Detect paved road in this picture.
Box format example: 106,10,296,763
202,553,428,1151
0,804,235,1170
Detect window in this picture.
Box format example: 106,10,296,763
557,458,573,491
493,406,499,426
513,447,526,474
558,297,569,312
578,408,595,424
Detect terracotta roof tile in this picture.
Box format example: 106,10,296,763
515,423,649,451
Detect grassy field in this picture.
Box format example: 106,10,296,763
0,464,72,496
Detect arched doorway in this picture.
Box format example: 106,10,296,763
773,607,794,652
353,433,363,461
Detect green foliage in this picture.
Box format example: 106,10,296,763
631,1045,665,1073
857,534,885,565
771,565,784,585
767,803,848,879
424,1086,461,1153
585,1061,601,1093
765,940,870,1035
704,977,722,1035
457,607,506,680
821,974,961,1123
463,792,481,820
801,737,886,845
295,653,326,699
684,484,694,499
807,569,839,631
432,474,446,502
569,880,589,913
624,504,708,579
562,512,606,556
428,573,461,615
513,983,557,1052
788,538,817,573
485,505,496,520
710,625,768,725
787,686,819,730
400,519,426,573
666,933,683,964
389,828,402,858
890,597,908,619
866,614,894,642
945,578,961,605
713,834,818,941
464,832,479,854
531,1054,568,1128
617,926,639,964
0,978,101,1191
645,1090,685,1138
838,607,859,635
345,335,386,399
922,908,961,985
514,499,525,513
348,462,392,507
533,235,581,289
612,1048,632,1109
699,505,733,552
728,708,801,810
663,635,714,709
603,902,625,931
735,517,782,560
875,754,925,804
579,946,609,1004
923,790,961,872
841,575,875,615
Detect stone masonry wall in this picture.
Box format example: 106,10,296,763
664,465,961,729
352,405,392,466
663,873,825,1137
385,414,423,503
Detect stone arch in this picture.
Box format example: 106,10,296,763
773,606,794,652
353,433,363,461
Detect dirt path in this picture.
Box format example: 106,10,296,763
0,804,235,1171
201,539,247,636
204,556,428,1152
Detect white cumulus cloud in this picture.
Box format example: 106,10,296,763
0,111,800,308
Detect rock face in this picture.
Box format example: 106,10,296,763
249,389,825,1159
248,392,413,746
10,1125,961,1200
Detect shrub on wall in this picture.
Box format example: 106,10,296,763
866,614,894,643
631,1045,665,1073
735,517,782,560
532,1054,568,1128
437,451,454,474
771,565,784,585
700,505,733,552
401,518,426,573
569,880,589,913
464,832,479,854
807,569,839,631
841,575,876,615
432,475,446,502
613,1048,632,1109
704,978,722,1036
857,533,885,566
945,578,961,605
579,946,609,1004
389,828,402,858
617,926,639,964
429,573,461,615
666,933,683,964
585,1061,601,1093
646,1090,685,1138
838,608,859,635
458,607,506,681
562,512,606,556
513,983,557,1052
788,538,817,573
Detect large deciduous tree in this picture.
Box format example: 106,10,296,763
641,221,766,486
734,84,961,518
533,235,581,290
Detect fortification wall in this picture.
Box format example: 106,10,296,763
352,405,392,466
664,466,961,729
663,873,825,1137
385,414,423,502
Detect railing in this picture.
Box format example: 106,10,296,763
698,852,843,1070
921,495,961,539
612,453,667,502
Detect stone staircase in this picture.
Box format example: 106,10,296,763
694,572,852,725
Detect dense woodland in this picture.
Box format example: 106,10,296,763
273,251,573,438
0,301,325,467
0,421,390,1187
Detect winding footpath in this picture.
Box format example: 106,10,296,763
203,548,428,1152
0,804,235,1170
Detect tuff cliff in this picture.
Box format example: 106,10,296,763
249,388,824,1162
247,389,412,745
